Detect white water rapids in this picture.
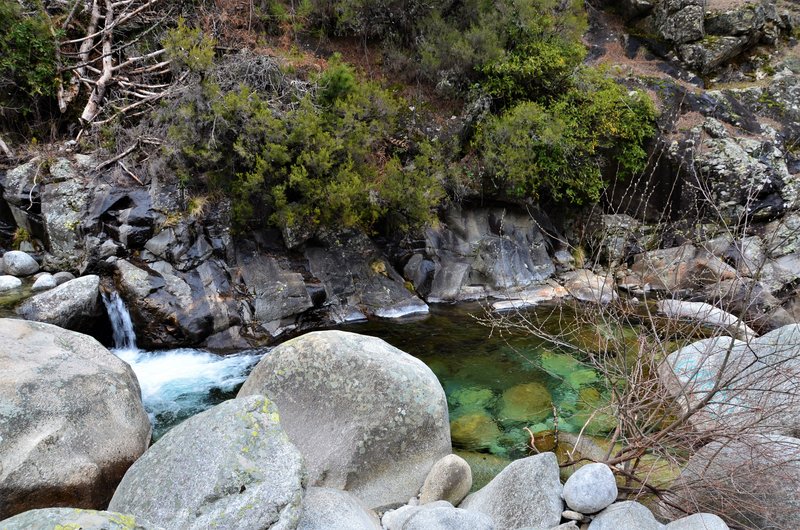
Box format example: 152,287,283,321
101,292,265,438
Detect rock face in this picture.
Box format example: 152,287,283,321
16,275,103,334
562,463,618,514
0,319,151,519
419,454,473,506
459,452,563,530
0,508,160,530
296,487,381,530
420,207,555,302
2,250,38,276
668,435,800,530
109,395,306,530
588,501,663,530
238,331,451,509
113,258,241,348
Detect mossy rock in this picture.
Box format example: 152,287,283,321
449,387,497,412
450,411,502,450
499,382,552,423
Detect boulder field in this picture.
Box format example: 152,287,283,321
0,328,734,529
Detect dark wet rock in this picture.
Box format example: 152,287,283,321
0,319,150,519
234,246,313,337
238,331,451,510
424,207,554,302
0,508,161,530
0,158,44,240
304,230,428,321
113,258,240,348
109,395,305,530
679,35,755,74
16,275,103,334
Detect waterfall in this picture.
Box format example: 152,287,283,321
101,291,137,351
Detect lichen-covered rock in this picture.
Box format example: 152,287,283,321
419,454,473,506
109,395,306,530
16,275,102,334
460,452,563,530
2,250,38,276
0,508,161,530
587,501,663,530
0,319,151,519
653,0,705,44
238,331,451,510
297,487,381,530
562,463,618,514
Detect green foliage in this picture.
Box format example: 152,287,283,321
307,0,450,41
476,68,656,204
166,60,444,234
0,0,58,120
163,18,215,74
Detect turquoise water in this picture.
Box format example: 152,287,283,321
340,304,613,459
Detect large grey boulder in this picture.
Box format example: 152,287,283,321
419,454,473,506
665,513,729,530
109,395,306,530
0,275,22,292
0,319,151,519
667,435,800,530
238,331,451,510
562,463,618,514
0,508,161,530
423,207,555,302
16,274,103,334
297,487,380,530
459,452,563,530
587,501,663,530
2,250,38,276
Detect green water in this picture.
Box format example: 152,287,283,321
0,281,32,318
340,304,617,460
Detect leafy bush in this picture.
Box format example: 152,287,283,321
0,0,58,127
476,68,656,204
165,54,445,234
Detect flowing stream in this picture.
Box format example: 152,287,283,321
103,292,614,457
101,292,265,439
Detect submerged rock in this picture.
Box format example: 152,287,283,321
238,331,450,510
0,508,160,530
0,319,150,519
450,412,502,451
109,395,305,530
459,452,563,530
499,382,552,423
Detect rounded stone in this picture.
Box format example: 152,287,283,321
562,463,618,514
297,487,381,530
403,505,495,530
500,382,552,423
0,319,151,519
238,330,451,510
588,501,662,530
31,273,56,292
666,513,729,529
419,454,473,506
52,271,76,285
2,250,39,276
109,395,305,530
0,275,22,292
